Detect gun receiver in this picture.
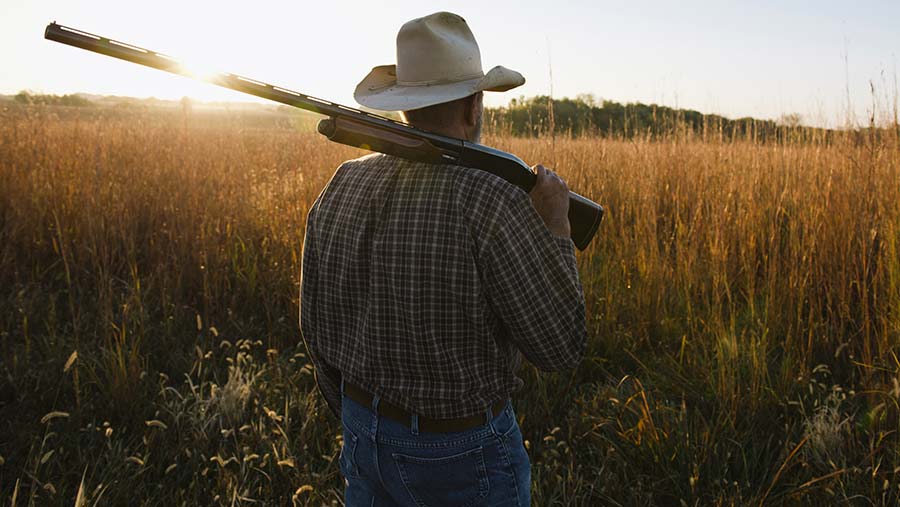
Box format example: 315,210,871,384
44,22,603,249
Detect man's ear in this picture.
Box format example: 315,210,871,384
464,93,481,127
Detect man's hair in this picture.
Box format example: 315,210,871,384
402,94,473,129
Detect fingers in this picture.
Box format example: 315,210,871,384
532,164,569,191
548,169,568,190
533,164,558,181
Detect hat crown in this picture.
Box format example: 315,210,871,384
395,12,484,85
353,11,524,112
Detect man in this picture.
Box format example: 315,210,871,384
300,11,586,506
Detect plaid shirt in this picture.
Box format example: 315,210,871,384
300,153,586,419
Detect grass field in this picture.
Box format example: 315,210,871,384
1,103,899,506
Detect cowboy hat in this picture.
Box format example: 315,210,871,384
354,11,525,112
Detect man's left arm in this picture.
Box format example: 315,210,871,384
299,206,342,419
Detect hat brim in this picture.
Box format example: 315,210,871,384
354,65,525,112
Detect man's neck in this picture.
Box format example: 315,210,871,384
410,122,470,141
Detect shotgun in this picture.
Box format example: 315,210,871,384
44,22,604,249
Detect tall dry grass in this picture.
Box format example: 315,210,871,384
0,103,898,505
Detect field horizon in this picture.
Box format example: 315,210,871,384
6,89,875,132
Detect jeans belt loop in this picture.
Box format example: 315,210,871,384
371,392,380,414
410,413,420,436
485,404,496,435
370,393,381,440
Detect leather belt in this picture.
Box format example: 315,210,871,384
343,382,507,434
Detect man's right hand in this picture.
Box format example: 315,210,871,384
528,164,571,239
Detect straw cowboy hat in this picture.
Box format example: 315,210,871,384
354,11,525,112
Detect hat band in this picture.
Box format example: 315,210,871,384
396,71,484,87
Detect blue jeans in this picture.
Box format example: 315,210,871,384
339,390,532,506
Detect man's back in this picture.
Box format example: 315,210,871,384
299,12,586,505
301,153,586,419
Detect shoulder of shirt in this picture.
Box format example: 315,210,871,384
337,152,385,170
310,153,385,209
339,153,528,204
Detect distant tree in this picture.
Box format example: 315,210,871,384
181,96,193,115
13,91,28,104
778,113,802,128
575,93,597,108
58,94,90,107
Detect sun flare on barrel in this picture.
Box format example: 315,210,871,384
176,60,223,85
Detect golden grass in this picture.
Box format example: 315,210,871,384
0,103,899,505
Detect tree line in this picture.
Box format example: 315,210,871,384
13,91,91,107
484,95,829,143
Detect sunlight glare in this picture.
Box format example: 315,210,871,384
177,59,225,86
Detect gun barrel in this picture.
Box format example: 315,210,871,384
44,22,604,249
44,23,426,134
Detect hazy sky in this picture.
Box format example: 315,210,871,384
2,0,898,127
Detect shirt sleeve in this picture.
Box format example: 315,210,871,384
481,190,587,371
299,205,343,419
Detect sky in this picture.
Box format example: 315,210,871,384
1,0,898,127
